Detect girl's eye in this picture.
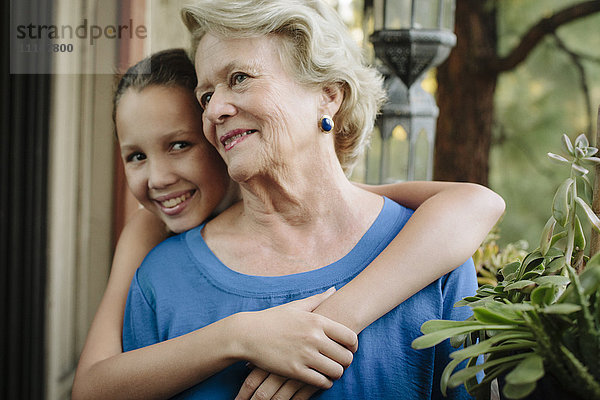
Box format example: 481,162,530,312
199,92,212,109
127,152,146,163
171,142,190,151
231,72,249,86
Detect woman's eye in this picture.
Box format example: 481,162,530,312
231,72,249,85
127,152,146,162
199,92,212,109
171,142,190,151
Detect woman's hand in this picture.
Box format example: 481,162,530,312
234,288,357,390
236,368,320,400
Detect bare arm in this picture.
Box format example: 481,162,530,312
72,208,167,398
237,181,505,399
313,181,505,332
72,209,355,400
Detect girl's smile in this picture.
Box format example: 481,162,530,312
116,85,230,233
154,189,197,216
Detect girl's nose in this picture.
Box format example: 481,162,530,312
147,158,178,189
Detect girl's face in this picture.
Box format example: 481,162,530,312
116,85,230,233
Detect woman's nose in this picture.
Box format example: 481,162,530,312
147,158,178,189
203,86,237,124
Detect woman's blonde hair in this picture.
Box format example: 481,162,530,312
181,0,386,174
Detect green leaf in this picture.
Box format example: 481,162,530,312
501,303,535,312
539,217,556,256
575,197,600,233
572,163,589,176
543,247,563,259
575,133,589,149
562,134,575,155
544,256,565,274
449,332,468,348
501,261,521,281
450,331,534,360
586,250,600,270
440,357,464,396
447,353,529,389
459,295,496,308
504,280,536,291
582,156,600,164
574,216,586,250
530,285,556,306
547,152,569,164
505,354,544,385
552,178,573,227
502,381,537,399
521,266,545,280
473,307,521,325
420,319,473,334
412,322,520,349
541,303,581,314
521,251,543,269
454,296,482,307
585,147,598,157
533,275,570,286
581,181,594,206
559,264,600,303
549,231,567,248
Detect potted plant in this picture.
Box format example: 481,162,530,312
412,134,600,399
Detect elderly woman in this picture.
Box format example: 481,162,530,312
123,1,497,399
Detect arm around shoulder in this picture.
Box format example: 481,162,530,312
313,181,504,333
72,208,168,399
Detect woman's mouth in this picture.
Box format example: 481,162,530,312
155,190,196,216
221,129,257,151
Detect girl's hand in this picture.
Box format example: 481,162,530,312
235,288,357,390
235,368,320,400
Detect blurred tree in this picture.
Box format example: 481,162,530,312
434,0,600,185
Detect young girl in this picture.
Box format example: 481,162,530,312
72,49,504,400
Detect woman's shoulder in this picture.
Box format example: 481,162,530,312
137,229,198,276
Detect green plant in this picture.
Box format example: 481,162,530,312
412,134,600,399
473,229,529,287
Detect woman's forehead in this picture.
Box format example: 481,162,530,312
194,34,284,87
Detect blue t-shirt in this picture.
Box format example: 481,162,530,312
123,198,477,399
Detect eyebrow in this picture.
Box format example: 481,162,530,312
120,129,196,149
195,60,262,94
195,61,238,95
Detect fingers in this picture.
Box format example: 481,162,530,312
249,374,287,400
272,380,304,400
308,353,346,381
293,367,333,390
236,368,268,400
317,338,354,371
237,372,319,400
291,385,320,400
322,320,358,352
283,287,336,312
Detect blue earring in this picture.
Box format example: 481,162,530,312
319,115,334,133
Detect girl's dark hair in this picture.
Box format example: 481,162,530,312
113,48,198,125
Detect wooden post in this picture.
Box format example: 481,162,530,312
590,106,600,257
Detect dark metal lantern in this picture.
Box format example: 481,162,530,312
366,0,456,183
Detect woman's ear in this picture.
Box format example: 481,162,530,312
320,83,344,117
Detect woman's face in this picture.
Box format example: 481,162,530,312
194,34,326,182
116,85,230,233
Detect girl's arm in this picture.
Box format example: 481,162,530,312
314,181,505,332
72,210,356,400
236,181,505,399
72,208,167,398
